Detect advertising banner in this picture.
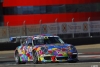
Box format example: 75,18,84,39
89,21,100,32
26,25,40,35
59,22,89,34
47,23,58,34
0,26,7,38
9,26,23,37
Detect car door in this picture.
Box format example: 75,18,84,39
25,38,33,61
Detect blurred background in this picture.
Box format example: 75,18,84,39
0,0,100,44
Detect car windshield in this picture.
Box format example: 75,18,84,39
33,37,64,45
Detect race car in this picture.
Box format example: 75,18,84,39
14,34,78,64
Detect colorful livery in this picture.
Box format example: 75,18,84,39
14,34,78,64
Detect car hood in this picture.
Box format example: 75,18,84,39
33,43,76,56
33,43,72,51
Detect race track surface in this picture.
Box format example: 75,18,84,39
0,44,100,67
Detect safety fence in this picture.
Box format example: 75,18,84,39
0,20,100,42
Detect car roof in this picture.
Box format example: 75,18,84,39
26,34,59,40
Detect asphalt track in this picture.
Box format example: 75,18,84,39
0,45,100,67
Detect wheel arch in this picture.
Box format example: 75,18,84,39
32,50,36,53
14,50,19,57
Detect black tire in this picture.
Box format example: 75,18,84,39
33,51,38,64
68,60,79,63
15,51,26,64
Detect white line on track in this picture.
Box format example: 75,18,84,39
78,55,100,58
78,53,84,55
5,62,100,66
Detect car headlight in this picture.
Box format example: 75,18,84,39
70,45,76,50
67,45,76,51
67,46,71,50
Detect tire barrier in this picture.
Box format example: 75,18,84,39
0,37,100,51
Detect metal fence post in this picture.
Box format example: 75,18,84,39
88,17,91,37
7,22,9,42
39,20,42,35
55,18,58,35
23,21,27,36
72,18,74,38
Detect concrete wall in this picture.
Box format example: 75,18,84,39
0,42,20,51
63,37,100,45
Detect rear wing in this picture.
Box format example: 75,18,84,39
10,36,31,43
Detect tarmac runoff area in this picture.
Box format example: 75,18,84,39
75,44,100,49
0,44,100,54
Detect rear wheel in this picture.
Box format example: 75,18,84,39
15,51,26,64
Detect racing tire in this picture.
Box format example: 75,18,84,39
68,60,79,63
15,52,26,64
33,51,38,64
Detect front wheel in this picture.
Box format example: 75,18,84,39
33,51,38,64
68,59,79,63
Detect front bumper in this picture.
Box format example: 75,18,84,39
38,53,78,62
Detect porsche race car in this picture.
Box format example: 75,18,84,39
14,34,78,64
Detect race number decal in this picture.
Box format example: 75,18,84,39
26,46,32,53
